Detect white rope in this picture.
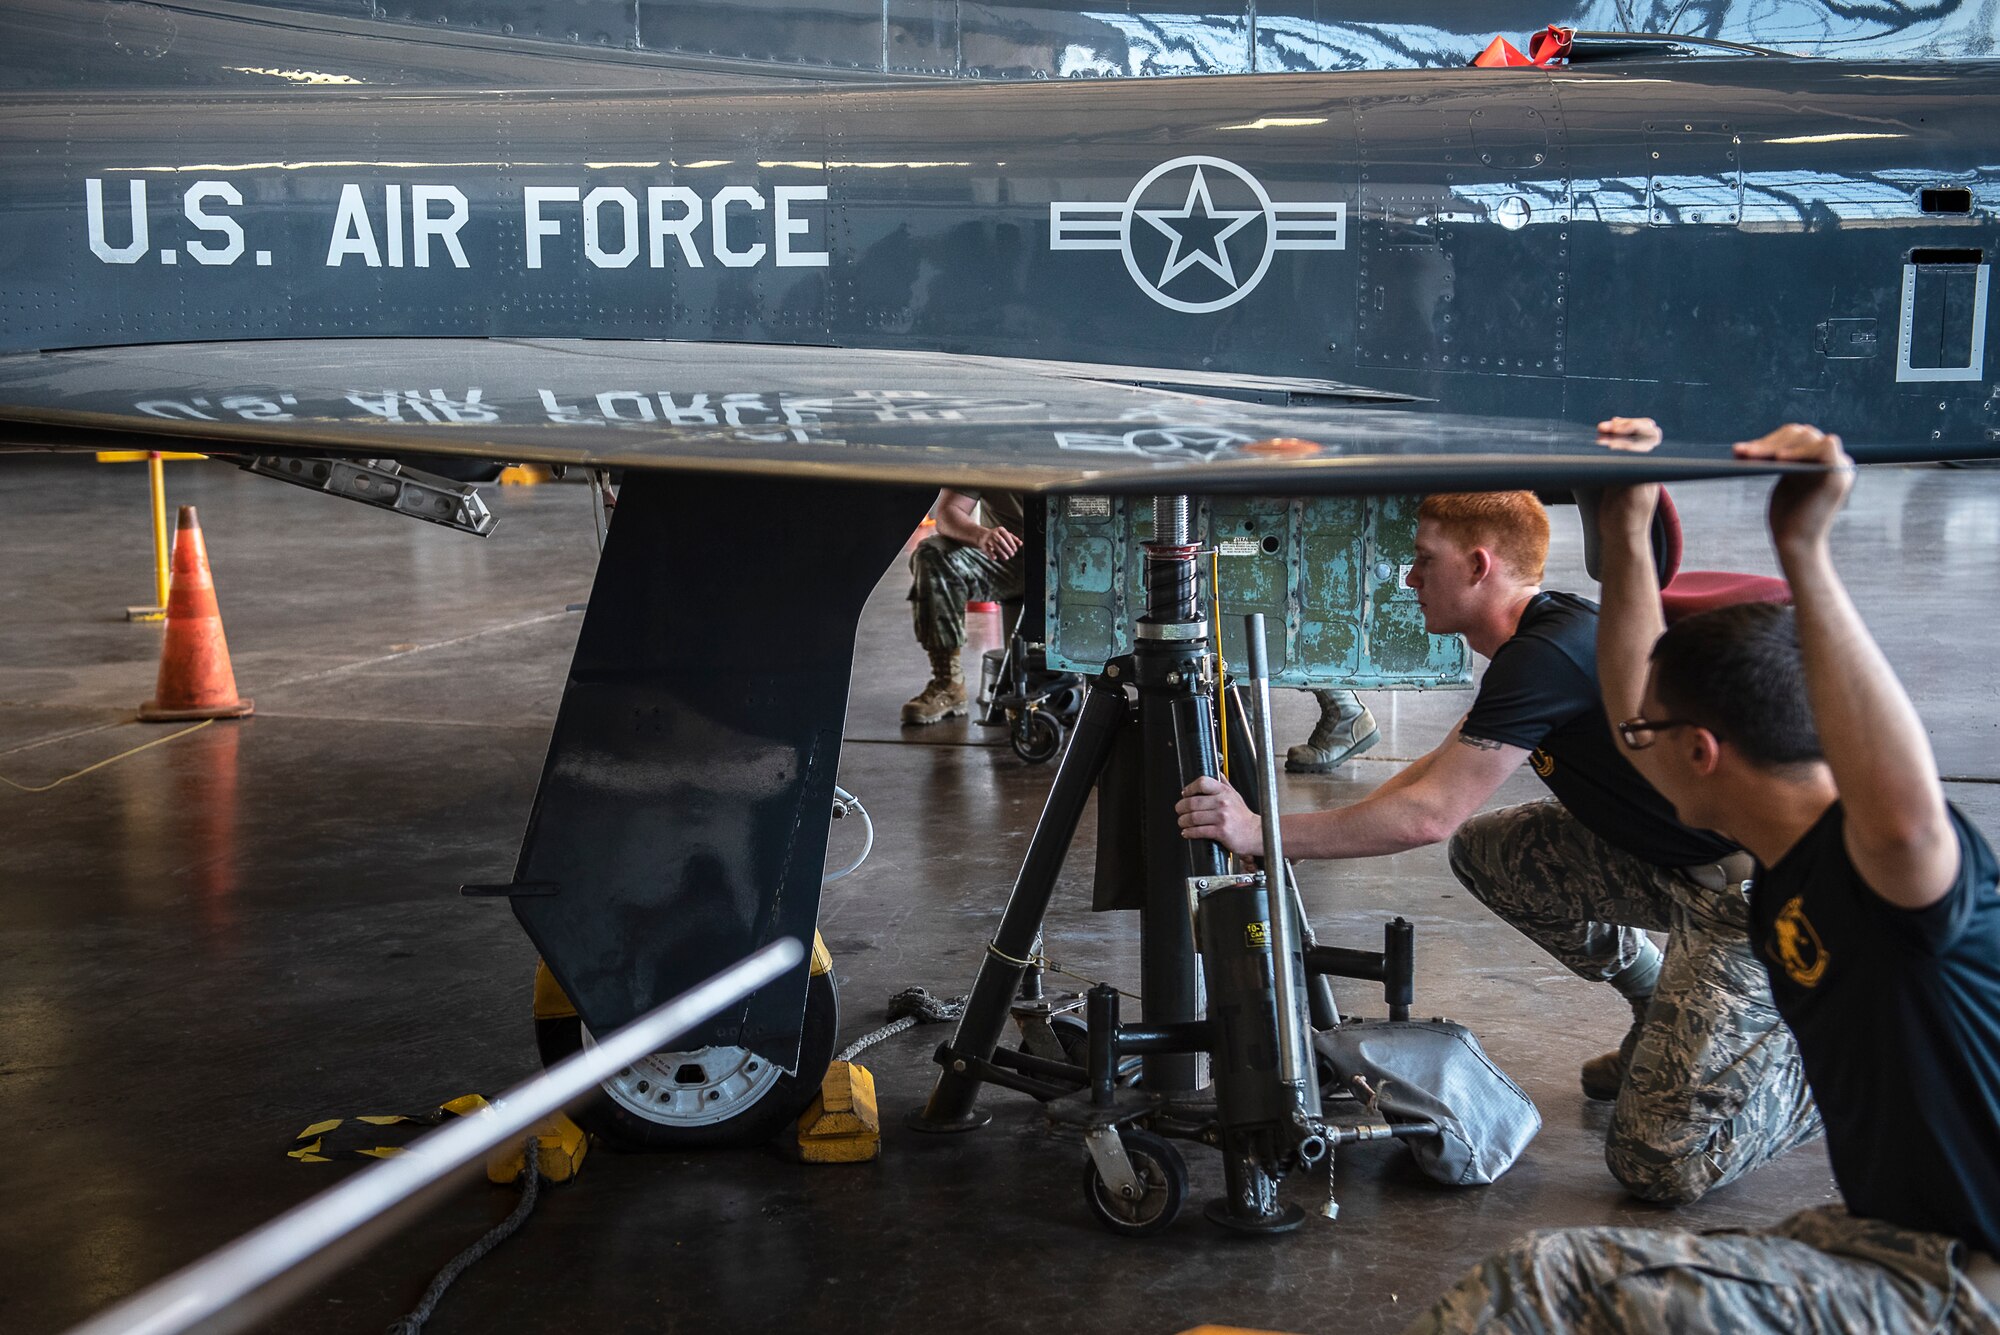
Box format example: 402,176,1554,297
835,987,965,1063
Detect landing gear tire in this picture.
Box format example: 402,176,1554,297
1012,708,1065,764
535,967,839,1150
1082,1128,1187,1237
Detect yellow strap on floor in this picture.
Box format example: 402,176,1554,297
290,1096,499,1163
0,720,214,793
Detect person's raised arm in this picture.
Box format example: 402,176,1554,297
1177,722,1524,860
1592,416,1674,794
1733,424,1956,907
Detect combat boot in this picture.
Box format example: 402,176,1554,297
1286,689,1380,772
901,647,967,725
1581,994,1652,1101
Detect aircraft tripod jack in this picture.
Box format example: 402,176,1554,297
911,496,1440,1235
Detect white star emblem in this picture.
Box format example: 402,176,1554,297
1050,155,1347,314
1135,167,1261,289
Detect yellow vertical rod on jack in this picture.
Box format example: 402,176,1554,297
147,451,170,611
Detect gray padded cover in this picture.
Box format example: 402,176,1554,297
1314,1019,1540,1186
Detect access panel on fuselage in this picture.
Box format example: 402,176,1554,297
1552,64,1999,446
1354,75,1570,381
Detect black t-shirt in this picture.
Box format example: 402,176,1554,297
1753,801,2000,1254
1461,592,1737,868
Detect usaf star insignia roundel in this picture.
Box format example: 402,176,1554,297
1050,155,1346,314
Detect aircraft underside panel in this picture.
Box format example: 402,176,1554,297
1043,493,1472,689
506,470,931,1057
0,337,1840,491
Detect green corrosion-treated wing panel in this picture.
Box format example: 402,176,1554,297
1044,495,1472,690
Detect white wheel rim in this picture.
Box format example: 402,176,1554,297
581,1027,786,1128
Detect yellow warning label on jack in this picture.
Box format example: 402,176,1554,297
1244,921,1270,948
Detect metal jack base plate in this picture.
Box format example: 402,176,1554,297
904,1107,993,1135
1044,1086,1158,1132
1204,1199,1307,1234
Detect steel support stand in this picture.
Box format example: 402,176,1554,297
1131,500,1225,1093
913,681,1130,1130
913,494,1229,1128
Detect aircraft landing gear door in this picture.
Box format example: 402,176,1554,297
1354,79,1569,410
1897,249,1990,383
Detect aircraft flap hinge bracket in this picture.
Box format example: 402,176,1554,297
239,455,498,536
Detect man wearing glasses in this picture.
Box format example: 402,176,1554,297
1177,488,1819,1204
1402,426,1999,1331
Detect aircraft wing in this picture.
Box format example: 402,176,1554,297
0,336,1829,495
0,333,1845,1058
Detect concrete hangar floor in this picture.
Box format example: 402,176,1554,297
2,454,1996,1335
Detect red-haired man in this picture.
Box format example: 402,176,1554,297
1177,489,1819,1204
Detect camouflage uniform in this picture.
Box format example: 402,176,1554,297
1405,1206,2000,1334
1448,798,1821,1205
907,534,1025,652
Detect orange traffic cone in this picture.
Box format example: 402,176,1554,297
1470,35,1532,67
139,505,254,722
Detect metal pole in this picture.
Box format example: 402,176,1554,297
148,452,171,612
1133,493,1216,1093
62,939,804,1335
127,452,172,622
1241,614,1309,1097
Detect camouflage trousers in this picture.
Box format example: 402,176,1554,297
907,534,1025,652
1404,1205,2000,1334
1448,799,1821,1205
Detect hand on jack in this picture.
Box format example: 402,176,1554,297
1177,775,1263,857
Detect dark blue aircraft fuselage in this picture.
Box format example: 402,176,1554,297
6,58,1996,451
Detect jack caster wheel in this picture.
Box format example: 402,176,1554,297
1012,708,1065,764
536,967,838,1149
1031,1014,1139,1087
1047,1013,1091,1065
1018,1012,1093,1073
1082,1128,1187,1237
